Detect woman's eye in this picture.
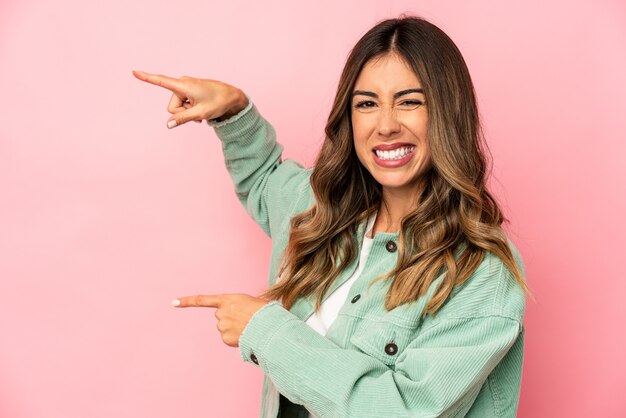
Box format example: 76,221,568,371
355,100,376,108
400,100,423,108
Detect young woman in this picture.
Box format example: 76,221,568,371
134,15,529,418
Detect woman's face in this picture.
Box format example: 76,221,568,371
351,52,431,199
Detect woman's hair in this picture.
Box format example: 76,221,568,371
261,15,530,315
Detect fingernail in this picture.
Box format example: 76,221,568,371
167,120,178,129
171,299,181,307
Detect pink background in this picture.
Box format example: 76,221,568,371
1,0,625,417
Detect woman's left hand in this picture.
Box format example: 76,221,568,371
172,294,269,347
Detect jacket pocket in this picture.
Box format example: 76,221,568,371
349,318,418,368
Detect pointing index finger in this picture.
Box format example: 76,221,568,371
172,294,223,308
133,70,186,95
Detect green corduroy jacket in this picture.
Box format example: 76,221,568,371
208,98,526,418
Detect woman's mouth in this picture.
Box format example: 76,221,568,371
372,144,416,167
374,145,415,160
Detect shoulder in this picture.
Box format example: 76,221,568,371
436,239,526,324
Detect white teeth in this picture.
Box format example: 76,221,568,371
375,146,415,160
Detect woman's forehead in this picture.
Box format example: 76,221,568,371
354,53,422,93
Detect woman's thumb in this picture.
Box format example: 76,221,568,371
167,108,203,129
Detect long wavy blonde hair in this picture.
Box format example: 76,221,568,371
261,15,530,315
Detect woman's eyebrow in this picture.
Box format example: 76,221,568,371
352,88,424,99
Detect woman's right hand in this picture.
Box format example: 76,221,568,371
132,70,249,129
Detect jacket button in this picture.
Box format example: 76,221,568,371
384,343,398,355
385,240,397,253
351,294,361,303
250,353,259,365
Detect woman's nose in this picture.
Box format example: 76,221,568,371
377,106,401,137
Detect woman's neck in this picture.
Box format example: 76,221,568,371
372,187,421,235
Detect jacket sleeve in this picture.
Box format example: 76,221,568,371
238,302,523,418
208,96,313,238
